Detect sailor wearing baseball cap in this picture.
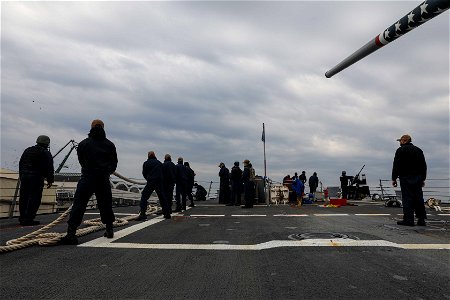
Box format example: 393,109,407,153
392,134,427,227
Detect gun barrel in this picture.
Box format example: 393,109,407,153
326,0,450,78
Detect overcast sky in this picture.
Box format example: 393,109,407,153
1,1,449,188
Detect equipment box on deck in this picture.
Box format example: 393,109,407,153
330,198,347,206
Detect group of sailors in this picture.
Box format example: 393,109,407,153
136,152,197,221
18,119,204,245
282,171,320,203
218,160,256,208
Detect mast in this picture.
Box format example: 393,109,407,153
262,123,267,180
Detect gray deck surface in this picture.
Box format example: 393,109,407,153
1,200,449,300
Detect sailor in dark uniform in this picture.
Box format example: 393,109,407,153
162,154,176,213
60,119,118,245
137,151,170,220
175,157,188,211
18,135,54,226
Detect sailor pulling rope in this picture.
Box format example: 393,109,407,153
0,171,158,254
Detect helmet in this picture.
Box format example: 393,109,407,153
36,135,50,146
342,171,346,175
234,161,239,166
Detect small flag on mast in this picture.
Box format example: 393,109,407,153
261,123,265,142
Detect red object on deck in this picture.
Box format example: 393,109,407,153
330,198,347,206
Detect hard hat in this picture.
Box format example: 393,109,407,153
36,135,50,146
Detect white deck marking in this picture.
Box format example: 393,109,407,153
273,214,309,217
231,214,267,217
354,214,391,216
437,214,450,216
313,214,349,216
79,212,449,251
85,212,136,216
190,215,225,217
80,238,450,250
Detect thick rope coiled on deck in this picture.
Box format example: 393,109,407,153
0,204,158,254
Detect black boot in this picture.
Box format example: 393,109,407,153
188,202,195,207
60,226,78,245
104,223,114,238
136,210,147,221
21,220,40,226
397,220,414,226
174,206,182,212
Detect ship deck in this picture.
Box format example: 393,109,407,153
1,200,449,299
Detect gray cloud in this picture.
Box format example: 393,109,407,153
1,1,448,188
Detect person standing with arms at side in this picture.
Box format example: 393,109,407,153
18,135,54,226
228,161,243,206
60,119,117,245
175,157,188,212
218,162,230,204
392,134,427,226
340,171,351,199
162,154,176,213
299,171,307,184
137,151,171,221
308,172,319,195
184,161,195,208
242,159,253,208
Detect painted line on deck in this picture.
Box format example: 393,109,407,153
79,239,450,250
190,215,225,217
354,214,391,216
79,212,450,251
273,214,309,217
313,214,349,216
231,214,267,217
85,212,136,216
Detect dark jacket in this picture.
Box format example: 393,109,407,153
77,127,118,175
175,162,188,184
299,173,307,183
242,166,250,183
142,157,164,182
230,166,243,182
309,175,319,189
185,166,195,187
219,166,230,185
392,142,427,181
163,160,176,185
19,144,54,183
